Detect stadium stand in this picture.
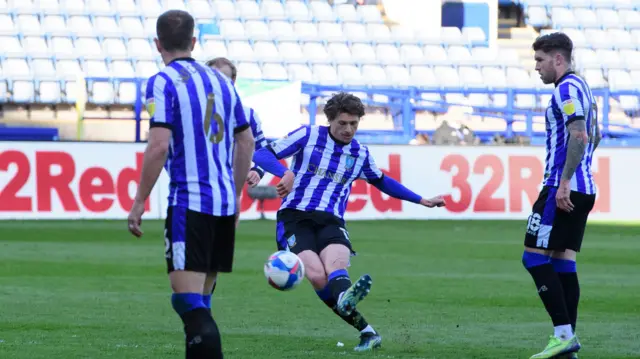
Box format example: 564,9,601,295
0,0,639,144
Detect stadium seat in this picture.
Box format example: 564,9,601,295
269,20,295,40
328,42,353,64
278,42,304,63
293,21,319,41
376,44,402,65
112,60,135,77
262,63,288,80
343,23,368,42
391,25,417,43
312,64,339,85
237,62,262,80
350,43,376,64
309,2,336,22
399,44,424,65
335,4,360,23
303,42,330,64
39,81,62,103
318,22,344,42
237,0,262,20
32,58,56,78
285,1,311,21
423,45,448,65
254,41,280,61
357,5,383,23
23,36,49,56
260,1,286,20
337,64,364,86
527,6,549,27
5,57,32,78
215,1,238,20
287,64,313,82
12,81,36,103
385,65,411,87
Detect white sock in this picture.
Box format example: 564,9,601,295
338,291,344,303
554,325,574,340
360,325,375,334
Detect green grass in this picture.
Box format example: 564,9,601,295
0,220,639,359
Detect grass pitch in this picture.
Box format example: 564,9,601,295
0,219,638,359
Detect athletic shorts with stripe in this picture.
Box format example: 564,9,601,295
524,186,596,252
164,206,236,274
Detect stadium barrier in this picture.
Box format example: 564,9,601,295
81,77,640,145
1,141,638,222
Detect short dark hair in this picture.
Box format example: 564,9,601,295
206,57,237,81
156,10,194,53
323,92,365,121
532,32,573,63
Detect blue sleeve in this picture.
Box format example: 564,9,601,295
371,175,422,204
253,147,289,178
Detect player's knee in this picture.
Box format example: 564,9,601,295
521,251,551,269
320,244,350,273
307,269,328,289
171,293,206,316
551,257,577,273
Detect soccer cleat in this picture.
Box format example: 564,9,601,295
529,335,581,359
354,332,382,352
336,274,372,316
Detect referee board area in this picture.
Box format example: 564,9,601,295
0,1,639,359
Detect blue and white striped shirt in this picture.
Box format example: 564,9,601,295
146,57,250,216
268,125,384,219
544,72,597,195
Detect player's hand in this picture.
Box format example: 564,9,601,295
127,200,145,238
556,181,574,212
246,170,261,187
277,170,295,198
420,195,446,208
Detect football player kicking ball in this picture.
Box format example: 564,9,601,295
253,92,446,351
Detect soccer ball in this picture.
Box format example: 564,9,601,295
263,250,305,291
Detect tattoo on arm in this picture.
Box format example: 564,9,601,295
561,120,588,181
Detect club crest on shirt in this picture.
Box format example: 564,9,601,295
562,99,575,116
345,155,356,170
146,98,155,117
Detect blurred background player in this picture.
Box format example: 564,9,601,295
126,10,255,359
522,32,600,359
206,57,268,189
252,92,446,351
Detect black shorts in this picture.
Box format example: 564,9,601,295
524,186,596,252
164,206,236,274
275,209,354,256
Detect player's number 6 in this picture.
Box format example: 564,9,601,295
204,93,225,144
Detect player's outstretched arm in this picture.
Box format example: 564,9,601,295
370,176,446,208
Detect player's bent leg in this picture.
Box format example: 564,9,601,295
296,250,329,290
320,244,372,317
552,250,579,333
